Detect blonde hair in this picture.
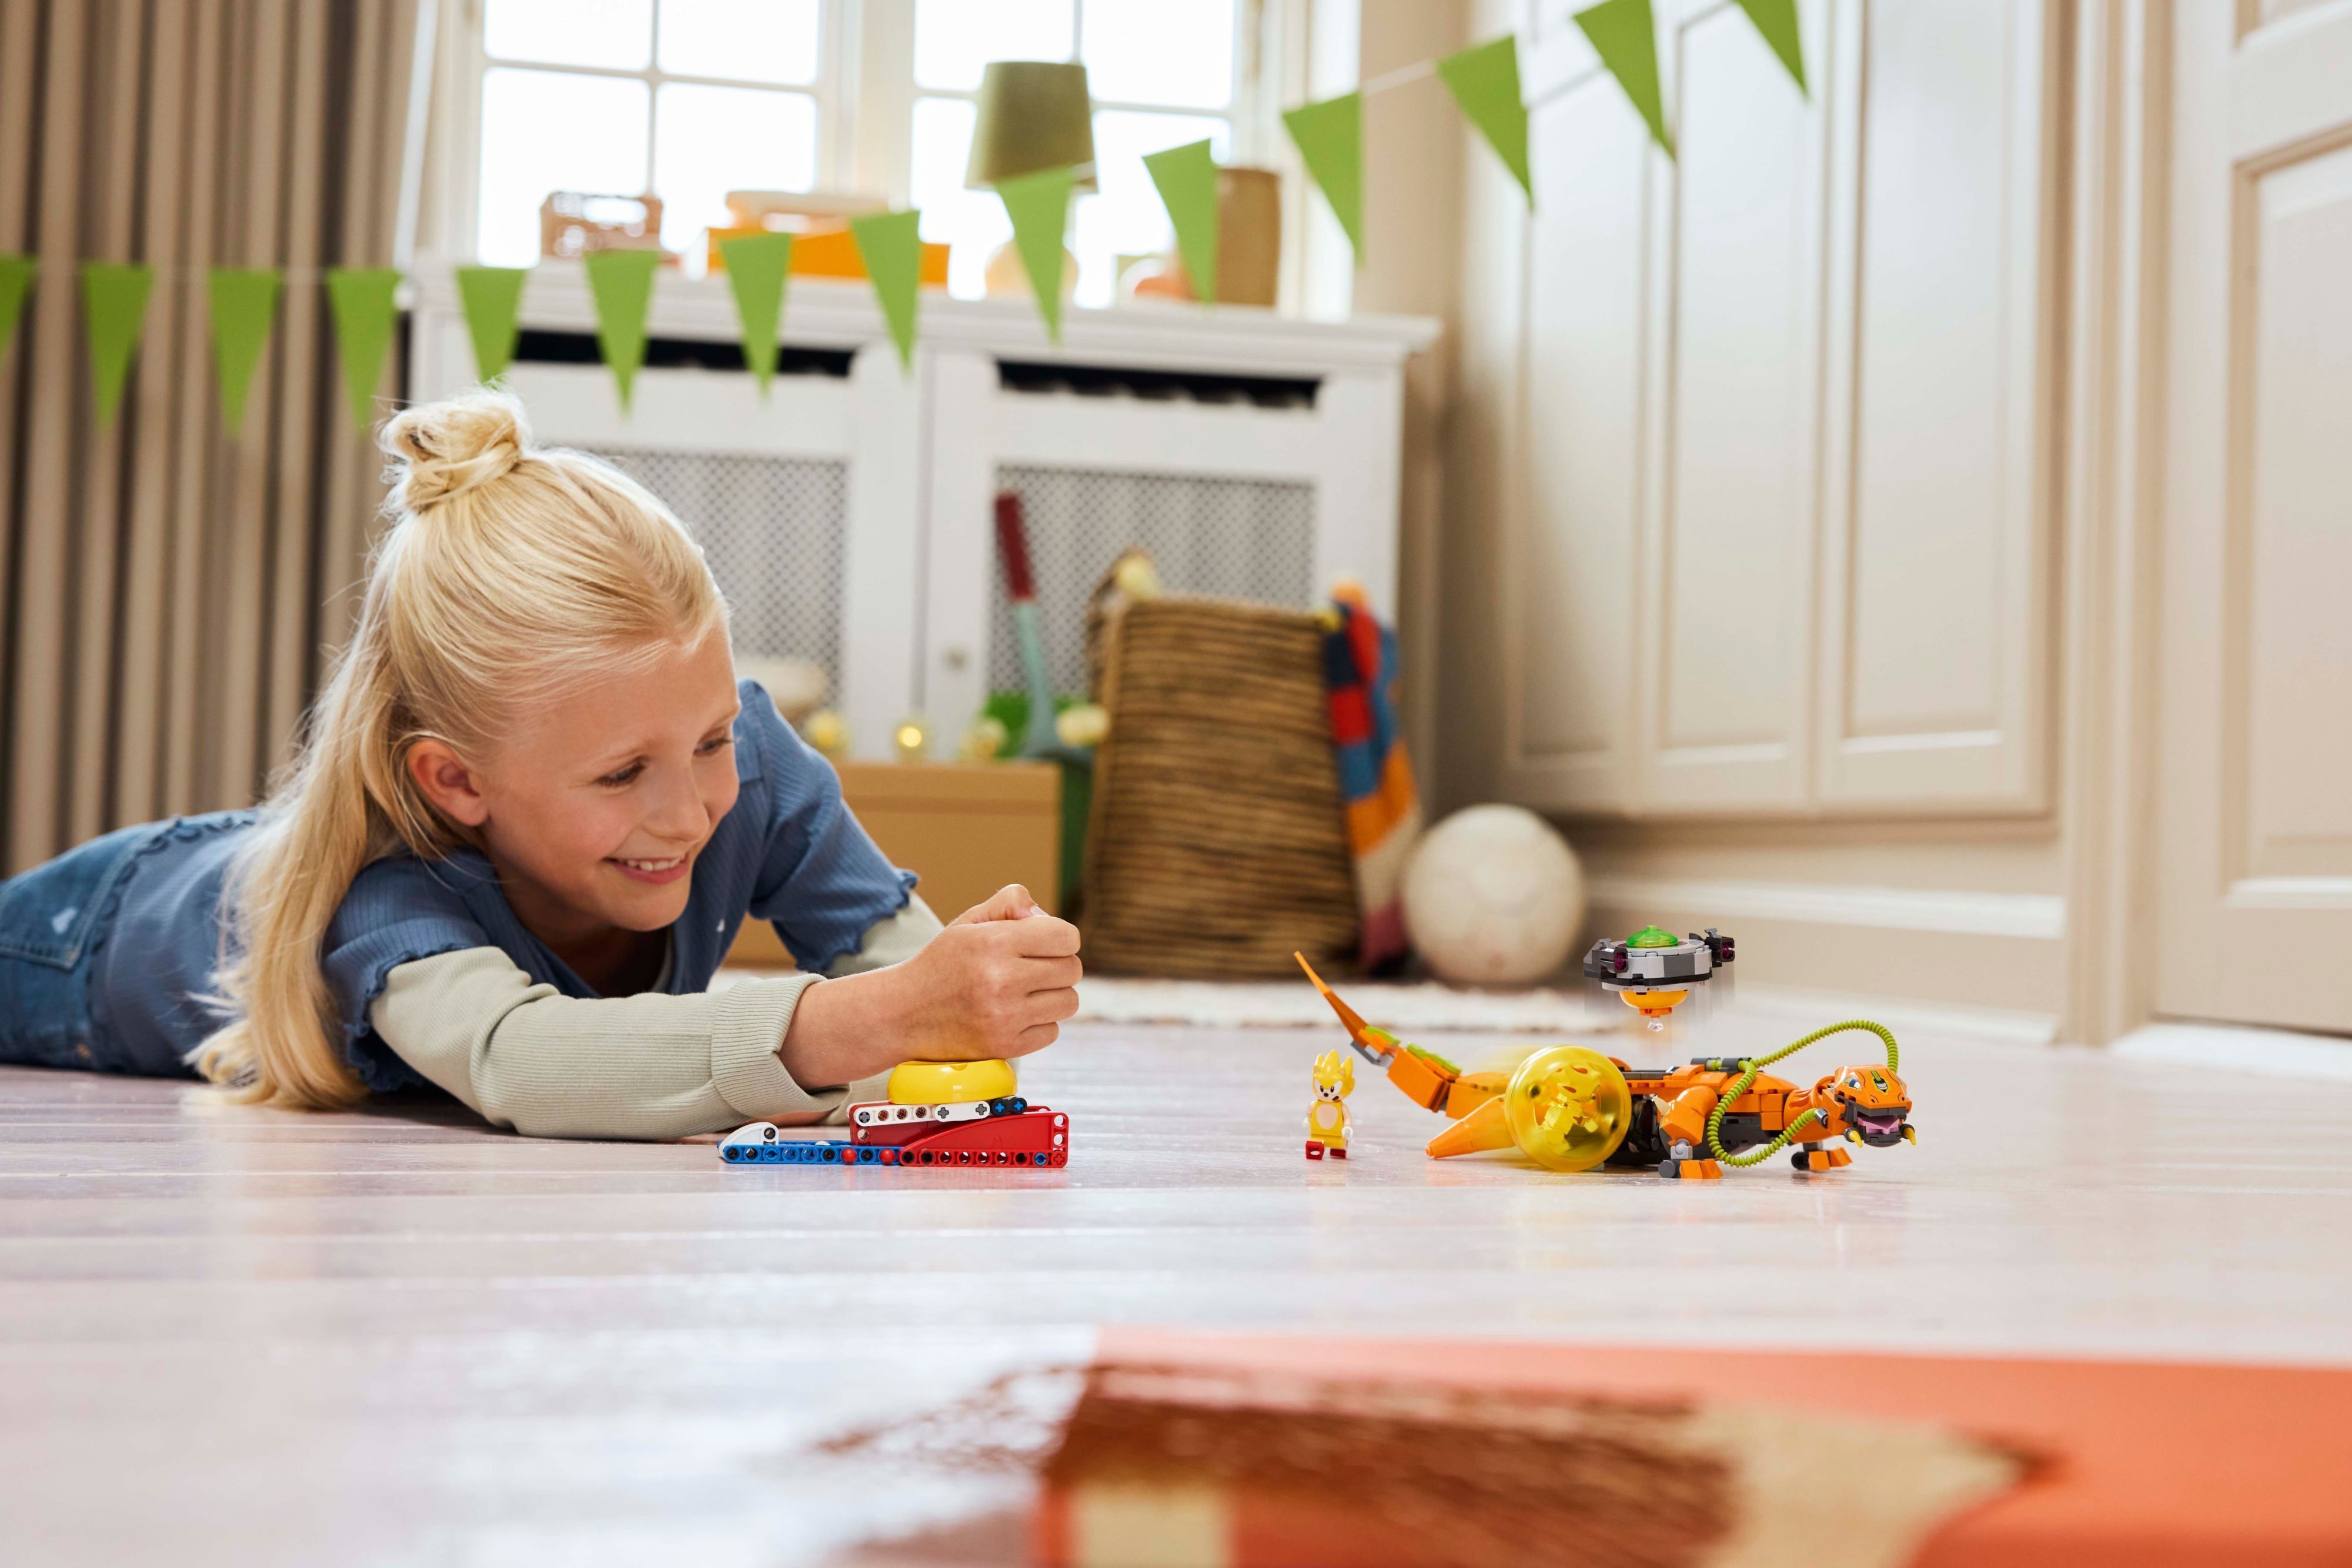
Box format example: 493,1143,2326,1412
192,387,728,1108
1314,1049,1355,1096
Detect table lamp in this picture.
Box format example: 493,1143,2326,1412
966,60,1094,299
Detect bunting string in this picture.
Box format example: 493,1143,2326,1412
0,6,1808,417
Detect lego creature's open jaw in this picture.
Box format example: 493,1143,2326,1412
1847,1105,1913,1148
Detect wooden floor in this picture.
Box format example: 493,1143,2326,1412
5,1011,2352,1564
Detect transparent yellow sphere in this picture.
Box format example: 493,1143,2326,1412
1500,1046,1633,1172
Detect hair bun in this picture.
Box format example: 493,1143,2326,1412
380,387,530,511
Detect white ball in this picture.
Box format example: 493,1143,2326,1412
1401,805,1585,985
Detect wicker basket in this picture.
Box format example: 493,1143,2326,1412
1081,597,1359,978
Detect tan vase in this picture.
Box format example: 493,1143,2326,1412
1211,166,1281,306
1141,166,1283,306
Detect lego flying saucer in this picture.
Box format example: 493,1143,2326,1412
1581,925,1735,1029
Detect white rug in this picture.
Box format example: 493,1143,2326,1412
1072,974,1611,1033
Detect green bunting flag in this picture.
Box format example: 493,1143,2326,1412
850,209,923,372
583,249,661,412
995,166,1074,342
1283,92,1364,259
1735,0,1807,95
205,268,281,437
0,255,33,365
1438,36,1533,203
325,268,402,433
1143,140,1220,303
1575,0,1674,157
455,265,529,383
716,232,793,394
81,262,156,426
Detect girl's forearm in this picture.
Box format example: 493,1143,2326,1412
774,968,907,1089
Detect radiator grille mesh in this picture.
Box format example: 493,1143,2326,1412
589,447,848,685
991,464,1317,698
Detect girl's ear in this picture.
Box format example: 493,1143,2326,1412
407,739,492,828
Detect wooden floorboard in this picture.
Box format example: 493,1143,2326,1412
4,1014,2350,1563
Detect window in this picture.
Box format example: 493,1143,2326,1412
903,0,1246,305
472,0,834,268
459,0,1262,305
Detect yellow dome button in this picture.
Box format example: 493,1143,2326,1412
886,1058,1018,1106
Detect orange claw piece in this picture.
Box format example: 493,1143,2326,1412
1294,952,1394,1061
1428,1096,1516,1160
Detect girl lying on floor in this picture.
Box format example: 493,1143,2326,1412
0,389,1081,1138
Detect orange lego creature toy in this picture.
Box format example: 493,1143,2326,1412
1295,951,1916,1180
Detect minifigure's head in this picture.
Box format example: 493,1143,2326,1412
1313,1049,1355,1102
1815,1064,1913,1147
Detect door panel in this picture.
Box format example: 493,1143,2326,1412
1815,0,2054,811
1640,0,1826,811
2156,0,2352,1031
1499,46,1653,811
1485,0,2059,823
2243,147,2352,885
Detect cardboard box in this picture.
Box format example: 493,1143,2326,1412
724,760,1061,968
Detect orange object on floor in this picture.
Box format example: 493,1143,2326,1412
1098,1327,2352,1567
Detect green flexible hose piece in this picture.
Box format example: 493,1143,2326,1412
1704,1019,1901,1167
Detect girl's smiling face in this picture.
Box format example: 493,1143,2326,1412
405,631,743,951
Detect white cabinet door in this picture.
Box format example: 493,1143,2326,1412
1636,0,1830,812
1494,0,2056,821
2154,1,2352,1033
1498,25,1656,814
1813,0,2057,813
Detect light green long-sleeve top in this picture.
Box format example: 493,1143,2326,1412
368,897,944,1140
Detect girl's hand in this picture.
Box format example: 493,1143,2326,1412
775,884,1082,1090
904,884,1082,1058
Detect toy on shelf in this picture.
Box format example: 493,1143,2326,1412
539,191,666,261
1305,1049,1355,1160
719,1058,1070,1169
1297,938,1914,1181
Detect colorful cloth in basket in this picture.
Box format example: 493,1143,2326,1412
1320,584,1424,971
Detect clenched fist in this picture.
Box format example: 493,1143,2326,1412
902,884,1083,1058
775,884,1082,1092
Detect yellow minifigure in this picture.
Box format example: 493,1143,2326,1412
1306,1049,1355,1161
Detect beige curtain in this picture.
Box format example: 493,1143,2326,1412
0,0,429,873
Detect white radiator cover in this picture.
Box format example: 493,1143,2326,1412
593,446,851,687
405,265,1438,757
990,463,1317,698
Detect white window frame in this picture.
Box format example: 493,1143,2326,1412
427,0,1287,279
435,0,855,267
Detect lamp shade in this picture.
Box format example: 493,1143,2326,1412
964,61,1098,190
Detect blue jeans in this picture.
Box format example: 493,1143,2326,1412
0,821,171,1074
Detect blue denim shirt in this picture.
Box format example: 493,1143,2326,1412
78,681,913,1086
